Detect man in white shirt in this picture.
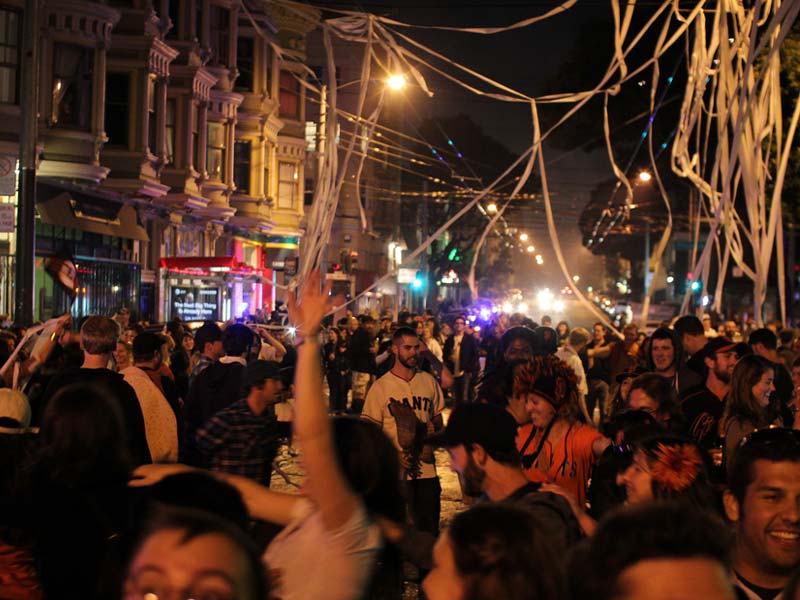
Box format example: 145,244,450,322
363,327,445,536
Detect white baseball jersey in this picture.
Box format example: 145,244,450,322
362,369,445,480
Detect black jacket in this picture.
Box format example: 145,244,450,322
38,368,151,466
443,333,480,376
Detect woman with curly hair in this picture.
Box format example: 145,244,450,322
515,355,611,506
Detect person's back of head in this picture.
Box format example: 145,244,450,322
146,471,251,532
568,327,591,349
568,502,734,600
425,503,564,600
222,324,254,357
778,328,795,347
749,327,778,352
80,315,119,356
37,382,132,487
194,321,222,354
674,315,704,338
331,416,405,522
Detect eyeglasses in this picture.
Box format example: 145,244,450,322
738,427,800,449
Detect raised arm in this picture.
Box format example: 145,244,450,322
288,271,360,532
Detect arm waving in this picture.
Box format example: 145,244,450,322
288,271,361,532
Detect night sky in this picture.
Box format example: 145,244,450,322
319,0,633,290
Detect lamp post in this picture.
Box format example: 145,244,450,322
14,0,39,326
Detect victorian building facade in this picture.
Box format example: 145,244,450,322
0,0,316,322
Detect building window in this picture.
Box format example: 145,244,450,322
235,36,254,92
105,72,130,147
147,76,158,154
277,161,297,209
206,121,225,180
278,70,300,120
166,0,179,39
165,98,176,164
233,140,251,195
193,105,201,171
209,5,229,67
51,44,94,130
0,7,21,104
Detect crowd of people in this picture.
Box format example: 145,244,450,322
0,283,799,600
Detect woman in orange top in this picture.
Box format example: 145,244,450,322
515,356,610,506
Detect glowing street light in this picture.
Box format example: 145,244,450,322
486,202,498,213
386,74,406,91
572,275,580,282
519,233,529,242
526,245,535,253
638,170,652,183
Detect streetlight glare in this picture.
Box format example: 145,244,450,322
519,233,529,241
638,170,652,182
386,74,406,90
487,202,498,213
526,245,535,253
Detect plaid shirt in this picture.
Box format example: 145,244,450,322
194,399,280,486
189,354,215,387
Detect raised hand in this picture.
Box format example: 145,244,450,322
287,270,343,338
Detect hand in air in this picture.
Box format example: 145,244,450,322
287,270,343,338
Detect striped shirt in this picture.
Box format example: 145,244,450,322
195,399,280,486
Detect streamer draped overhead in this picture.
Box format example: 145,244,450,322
273,0,798,325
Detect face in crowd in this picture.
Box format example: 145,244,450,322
525,392,556,429
725,458,800,584
650,338,676,373
393,334,420,370
124,527,262,600
750,369,775,408
453,318,466,335
707,349,737,383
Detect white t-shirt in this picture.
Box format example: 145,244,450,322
264,497,382,600
556,345,588,397
362,370,445,480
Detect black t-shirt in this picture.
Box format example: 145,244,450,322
680,384,725,450
734,571,784,600
38,367,152,466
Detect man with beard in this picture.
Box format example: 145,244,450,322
679,337,738,451
378,402,581,573
362,327,445,537
431,403,582,553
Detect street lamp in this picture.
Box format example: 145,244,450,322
519,233,529,242
638,170,652,183
386,74,406,91
526,245,535,253
487,202,498,213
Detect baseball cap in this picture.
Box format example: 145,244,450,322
0,389,31,433
427,403,518,455
243,360,283,389
132,332,165,357
696,337,736,362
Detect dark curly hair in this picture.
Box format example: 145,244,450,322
513,355,582,423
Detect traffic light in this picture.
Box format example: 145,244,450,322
412,272,425,289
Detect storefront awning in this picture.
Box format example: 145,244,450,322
160,256,260,274
36,187,149,241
